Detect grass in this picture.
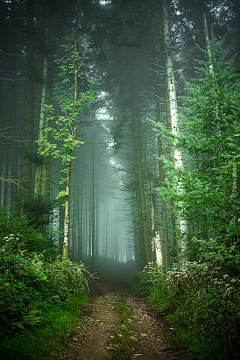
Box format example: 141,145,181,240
0,294,88,360
108,302,137,359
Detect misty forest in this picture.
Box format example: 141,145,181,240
1,0,240,359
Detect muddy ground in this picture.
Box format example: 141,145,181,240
58,279,192,360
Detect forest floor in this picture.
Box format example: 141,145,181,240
58,279,192,360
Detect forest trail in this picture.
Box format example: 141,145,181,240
58,279,189,360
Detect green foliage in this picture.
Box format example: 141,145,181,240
0,210,89,360
152,36,240,264
19,143,46,165
43,257,88,300
0,295,87,360
17,195,58,229
35,39,99,198
0,249,55,334
131,262,240,360
234,63,240,75
0,209,89,338
109,302,136,359
0,206,58,259
0,248,88,334
113,302,132,324
130,262,172,312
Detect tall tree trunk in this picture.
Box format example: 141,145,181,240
10,77,18,211
104,195,109,261
77,156,83,261
131,101,149,266
34,0,49,198
62,9,79,259
203,14,214,75
132,149,145,267
91,143,95,266
88,196,92,259
3,143,9,207
149,176,157,262
155,85,169,267
22,0,34,201
162,0,187,263
58,198,65,255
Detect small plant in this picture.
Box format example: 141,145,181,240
108,302,136,359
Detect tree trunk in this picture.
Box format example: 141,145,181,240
132,147,145,267
22,0,34,201
91,143,95,266
34,0,49,198
77,155,83,261
62,9,79,259
3,142,9,207
134,119,149,265
203,13,214,75
155,85,169,268
58,198,65,255
131,97,149,266
149,177,156,262
154,231,163,266
10,77,18,211
162,0,187,263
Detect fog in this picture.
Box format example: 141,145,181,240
0,0,239,277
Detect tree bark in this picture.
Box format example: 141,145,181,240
91,143,95,266
62,7,79,259
154,231,163,266
203,13,214,75
22,0,34,201
131,92,149,266
34,0,50,198
149,177,156,262
155,85,169,267
10,77,18,210
162,0,187,263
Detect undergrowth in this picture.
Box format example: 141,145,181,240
0,207,90,360
131,261,240,360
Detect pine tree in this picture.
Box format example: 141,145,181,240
154,36,240,269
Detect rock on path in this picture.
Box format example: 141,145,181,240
59,279,190,360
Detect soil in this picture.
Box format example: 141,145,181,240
58,279,191,360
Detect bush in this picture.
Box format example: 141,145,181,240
0,232,88,335
131,261,240,360
0,207,58,259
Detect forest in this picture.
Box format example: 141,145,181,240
0,0,240,359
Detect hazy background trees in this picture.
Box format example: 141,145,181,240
0,0,239,275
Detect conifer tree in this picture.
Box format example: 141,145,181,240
154,36,240,268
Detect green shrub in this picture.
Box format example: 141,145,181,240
131,261,240,359
0,207,58,259
0,231,88,335
0,294,88,360
0,207,90,360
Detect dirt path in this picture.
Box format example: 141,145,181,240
59,279,190,360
